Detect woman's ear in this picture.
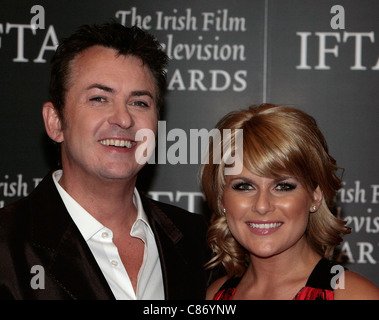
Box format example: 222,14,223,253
42,102,64,143
219,198,225,215
311,186,323,212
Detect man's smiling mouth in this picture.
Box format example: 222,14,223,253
99,139,133,148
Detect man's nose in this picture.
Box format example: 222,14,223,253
108,103,134,129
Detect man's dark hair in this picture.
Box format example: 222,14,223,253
49,22,169,119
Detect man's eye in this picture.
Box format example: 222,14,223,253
131,101,149,107
275,183,296,191
89,97,106,103
232,183,253,191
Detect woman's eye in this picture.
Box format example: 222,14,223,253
275,183,296,191
232,183,253,191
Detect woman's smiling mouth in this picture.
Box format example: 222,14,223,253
246,221,283,235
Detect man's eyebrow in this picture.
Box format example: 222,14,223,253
85,85,154,99
131,90,154,99
86,83,115,93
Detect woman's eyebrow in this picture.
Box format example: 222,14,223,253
273,176,294,183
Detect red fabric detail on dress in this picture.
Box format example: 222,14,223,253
293,286,334,300
214,285,334,300
213,287,236,300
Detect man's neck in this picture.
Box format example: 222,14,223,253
58,169,138,231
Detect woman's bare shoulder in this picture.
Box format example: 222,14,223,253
334,270,379,300
206,275,229,300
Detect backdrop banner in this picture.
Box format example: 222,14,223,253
1,0,378,287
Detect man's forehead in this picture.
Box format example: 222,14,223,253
66,46,156,95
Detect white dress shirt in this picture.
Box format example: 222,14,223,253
52,170,165,300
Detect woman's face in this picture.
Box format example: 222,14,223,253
222,166,322,259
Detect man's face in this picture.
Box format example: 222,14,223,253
52,45,158,183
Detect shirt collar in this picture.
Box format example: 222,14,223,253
52,170,151,241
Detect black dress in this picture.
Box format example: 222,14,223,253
213,258,343,300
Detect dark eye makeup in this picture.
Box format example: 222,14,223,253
232,182,253,191
231,180,297,192
275,182,297,191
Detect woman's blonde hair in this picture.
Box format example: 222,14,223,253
200,104,351,277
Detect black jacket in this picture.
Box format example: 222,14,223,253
0,173,209,299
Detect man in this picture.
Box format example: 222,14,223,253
0,22,209,299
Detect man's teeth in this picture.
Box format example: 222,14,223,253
99,139,133,148
248,222,283,229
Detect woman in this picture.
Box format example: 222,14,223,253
201,104,379,300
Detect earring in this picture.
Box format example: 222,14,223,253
222,208,226,214
311,205,317,212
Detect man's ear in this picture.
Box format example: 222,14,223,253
42,102,64,143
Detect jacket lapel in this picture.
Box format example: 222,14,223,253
27,174,205,299
140,195,190,299
28,174,115,299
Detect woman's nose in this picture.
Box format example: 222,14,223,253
253,191,273,215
